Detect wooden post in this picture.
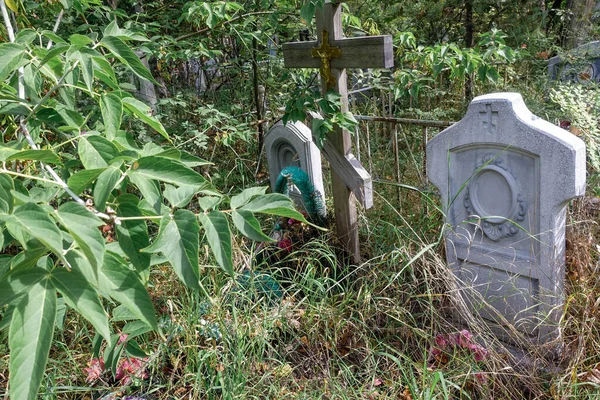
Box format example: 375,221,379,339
282,1,393,262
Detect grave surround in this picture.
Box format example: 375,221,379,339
264,121,325,211
427,92,586,344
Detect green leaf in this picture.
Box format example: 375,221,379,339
240,194,309,223
115,202,150,272
100,36,158,84
0,43,26,82
142,210,200,290
163,184,201,208
103,21,149,42
3,203,64,261
78,135,120,169
100,252,158,331
9,279,56,400
93,165,122,211
232,210,275,243
230,186,268,209
198,196,222,212
122,320,152,338
0,267,47,308
198,211,233,275
128,174,162,215
0,174,14,214
55,202,105,271
125,339,148,358
4,0,19,13
128,156,207,187
72,50,94,93
39,43,69,68
6,150,61,165
69,34,94,47
300,2,316,25
122,97,170,142
67,168,105,194
50,267,110,340
101,93,122,140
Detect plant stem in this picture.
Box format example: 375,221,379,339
47,9,65,49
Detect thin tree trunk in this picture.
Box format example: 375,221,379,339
252,36,265,174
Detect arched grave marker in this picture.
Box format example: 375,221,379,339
427,92,586,344
265,121,325,213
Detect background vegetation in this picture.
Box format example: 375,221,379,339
1,0,600,399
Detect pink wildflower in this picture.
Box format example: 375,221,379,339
84,358,105,383
434,334,448,347
118,333,129,344
457,330,473,348
115,357,149,385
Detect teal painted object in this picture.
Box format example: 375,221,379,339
274,166,327,226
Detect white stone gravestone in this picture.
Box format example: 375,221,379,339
265,121,325,212
427,93,586,344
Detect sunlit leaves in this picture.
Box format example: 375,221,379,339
8,279,56,400
198,211,233,275
142,210,200,289
55,202,105,271
100,36,158,84
100,252,158,331
100,93,122,140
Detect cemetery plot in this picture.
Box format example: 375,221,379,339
427,93,586,344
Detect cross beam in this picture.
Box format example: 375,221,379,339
282,1,393,262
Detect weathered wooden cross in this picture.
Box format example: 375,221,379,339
282,1,393,262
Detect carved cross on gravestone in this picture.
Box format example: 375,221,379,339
282,0,393,262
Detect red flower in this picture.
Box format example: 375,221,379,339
277,238,292,252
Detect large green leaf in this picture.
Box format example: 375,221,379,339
3,203,64,260
0,267,47,308
0,174,15,214
101,93,122,140
122,97,170,142
230,187,268,209
0,43,27,81
115,202,150,272
8,279,56,400
240,193,309,223
163,183,201,208
128,174,162,215
6,150,62,165
128,156,207,187
198,211,233,276
231,210,275,243
78,135,120,169
93,165,122,211
142,210,200,289
100,252,158,331
67,168,105,194
103,21,149,42
55,202,105,271
50,267,110,340
100,36,157,84
72,50,94,93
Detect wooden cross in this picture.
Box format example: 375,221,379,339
282,1,393,262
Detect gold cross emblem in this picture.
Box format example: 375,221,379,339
311,29,341,89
